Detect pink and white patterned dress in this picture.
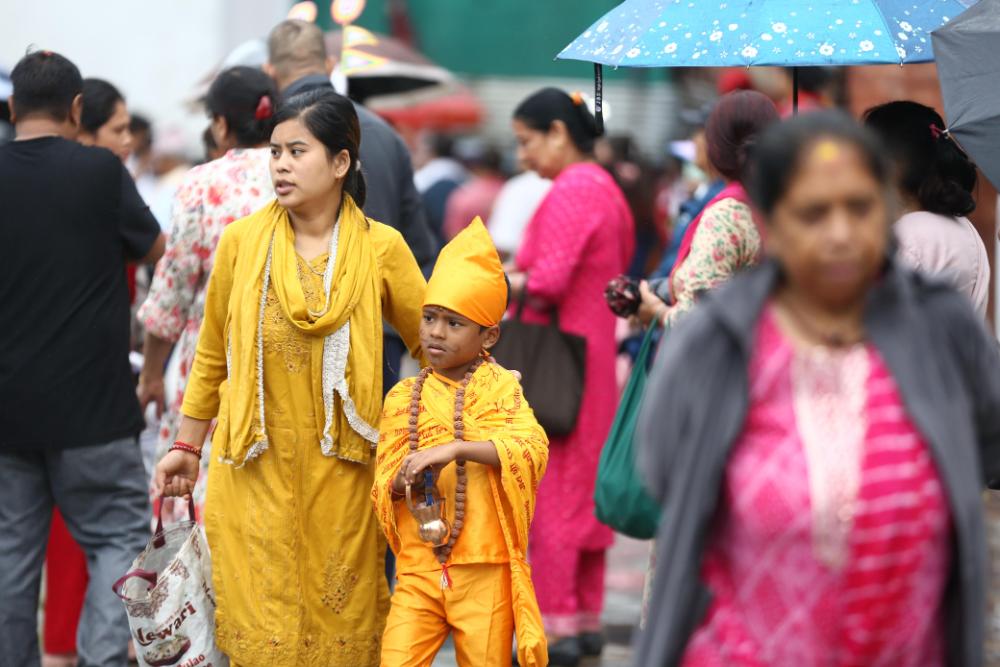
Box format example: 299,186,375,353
682,306,952,667
665,196,761,327
138,148,273,512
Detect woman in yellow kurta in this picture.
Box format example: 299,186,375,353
373,220,549,667
154,89,425,667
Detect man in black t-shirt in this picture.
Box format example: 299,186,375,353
0,51,164,667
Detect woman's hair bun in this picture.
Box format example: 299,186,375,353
513,87,603,153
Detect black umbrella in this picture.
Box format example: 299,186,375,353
932,0,1000,189
199,31,455,105
324,29,454,103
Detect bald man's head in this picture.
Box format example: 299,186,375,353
265,20,332,91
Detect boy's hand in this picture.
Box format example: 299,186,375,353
399,443,460,486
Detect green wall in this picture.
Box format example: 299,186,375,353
314,0,667,83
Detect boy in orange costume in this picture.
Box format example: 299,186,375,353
373,218,549,666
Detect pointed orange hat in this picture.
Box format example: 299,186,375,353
424,217,508,327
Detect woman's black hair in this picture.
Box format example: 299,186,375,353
863,101,977,217
513,87,602,154
205,66,278,149
273,88,366,208
704,90,780,183
746,110,891,217
81,78,124,134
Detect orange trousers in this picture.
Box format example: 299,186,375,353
381,563,513,667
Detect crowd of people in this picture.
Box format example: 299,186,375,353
1,13,999,667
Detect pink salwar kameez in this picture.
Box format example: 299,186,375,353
515,162,634,636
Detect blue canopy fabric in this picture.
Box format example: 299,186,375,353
558,0,978,68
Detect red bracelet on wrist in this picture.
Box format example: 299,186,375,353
170,441,202,459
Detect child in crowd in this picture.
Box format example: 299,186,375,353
373,219,549,666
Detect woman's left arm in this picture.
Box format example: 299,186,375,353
181,224,239,420
380,228,428,360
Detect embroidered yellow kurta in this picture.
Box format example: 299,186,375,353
183,209,425,667
373,363,550,666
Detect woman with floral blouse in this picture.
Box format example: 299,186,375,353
632,90,778,635
137,66,278,516
637,91,779,328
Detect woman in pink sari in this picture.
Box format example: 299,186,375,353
508,87,634,666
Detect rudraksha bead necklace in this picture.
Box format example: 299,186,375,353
408,356,484,588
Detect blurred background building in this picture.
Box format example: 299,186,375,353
2,0,994,323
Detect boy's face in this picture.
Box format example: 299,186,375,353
420,306,500,381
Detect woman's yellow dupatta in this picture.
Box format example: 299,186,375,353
219,195,383,466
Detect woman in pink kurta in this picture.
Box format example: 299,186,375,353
510,87,634,664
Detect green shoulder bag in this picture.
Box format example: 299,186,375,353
594,321,662,539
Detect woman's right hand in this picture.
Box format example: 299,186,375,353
636,280,669,327
155,449,200,498
137,371,166,419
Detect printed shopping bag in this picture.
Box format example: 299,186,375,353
113,500,227,667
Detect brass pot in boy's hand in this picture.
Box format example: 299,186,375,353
405,483,451,548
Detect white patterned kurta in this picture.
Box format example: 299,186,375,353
138,147,273,512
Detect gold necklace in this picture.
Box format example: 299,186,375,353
779,300,865,348
301,256,326,277
303,220,339,319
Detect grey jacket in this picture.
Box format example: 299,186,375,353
636,259,1000,667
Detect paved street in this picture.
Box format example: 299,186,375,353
432,535,647,666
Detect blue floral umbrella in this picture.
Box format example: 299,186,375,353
559,0,977,67
557,0,978,121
